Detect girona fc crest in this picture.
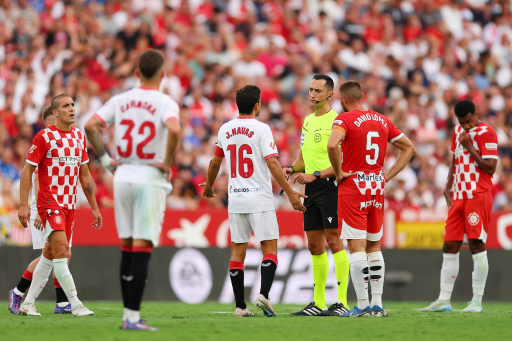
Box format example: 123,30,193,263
29,145,37,153
54,216,63,225
468,212,480,226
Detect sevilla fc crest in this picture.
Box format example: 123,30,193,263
468,212,480,226
54,216,63,225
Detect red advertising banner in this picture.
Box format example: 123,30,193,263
11,208,512,250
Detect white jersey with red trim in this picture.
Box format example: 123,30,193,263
95,87,180,187
215,117,278,213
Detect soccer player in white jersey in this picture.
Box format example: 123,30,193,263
201,85,306,317
9,107,73,315
420,100,498,313
18,95,102,316
85,50,181,331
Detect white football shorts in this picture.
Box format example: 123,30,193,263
228,210,279,243
339,219,383,242
30,207,46,250
114,182,167,247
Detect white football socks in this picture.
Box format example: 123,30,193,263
53,258,82,310
126,309,141,324
23,256,53,305
350,251,369,308
439,253,459,301
367,251,385,308
471,251,488,302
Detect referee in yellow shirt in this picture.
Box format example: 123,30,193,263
285,75,350,316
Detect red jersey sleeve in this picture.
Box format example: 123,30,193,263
214,146,225,157
476,127,499,160
386,117,404,143
332,115,348,136
81,134,90,164
26,132,49,166
450,129,457,154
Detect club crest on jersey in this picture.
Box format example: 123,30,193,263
29,145,37,153
47,198,50,203
314,133,322,142
54,216,63,225
468,212,480,226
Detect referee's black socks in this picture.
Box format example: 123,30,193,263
229,261,246,309
260,254,278,300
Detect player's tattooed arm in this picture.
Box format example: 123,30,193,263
84,116,108,157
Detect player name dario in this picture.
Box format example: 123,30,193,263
225,127,254,139
354,113,388,128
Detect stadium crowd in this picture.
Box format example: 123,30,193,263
0,0,512,212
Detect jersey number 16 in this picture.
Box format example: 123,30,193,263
227,144,254,178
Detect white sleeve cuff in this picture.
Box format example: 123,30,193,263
26,160,38,166
390,133,404,144
482,155,498,160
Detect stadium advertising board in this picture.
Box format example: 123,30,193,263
3,209,512,250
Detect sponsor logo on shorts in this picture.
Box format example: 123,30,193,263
229,187,264,193
360,200,383,210
468,212,480,226
485,143,498,150
54,216,63,225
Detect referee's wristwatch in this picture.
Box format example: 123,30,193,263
288,165,296,174
313,171,321,181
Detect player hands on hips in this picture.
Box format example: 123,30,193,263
328,81,416,317
17,95,102,317
420,100,498,314
201,85,307,317
286,75,350,317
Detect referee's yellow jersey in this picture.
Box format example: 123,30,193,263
300,109,338,174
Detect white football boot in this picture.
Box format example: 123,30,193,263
19,303,42,316
418,299,452,312
255,294,276,317
234,307,254,317
461,301,483,313
72,304,94,316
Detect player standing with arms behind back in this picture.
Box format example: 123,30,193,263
18,95,102,316
85,50,181,331
201,85,306,317
327,81,416,317
420,100,498,313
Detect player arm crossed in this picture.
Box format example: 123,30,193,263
78,164,102,231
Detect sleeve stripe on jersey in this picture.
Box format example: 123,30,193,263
94,113,107,128
214,146,225,157
82,159,90,164
26,160,38,166
390,133,404,144
264,153,279,160
482,155,499,160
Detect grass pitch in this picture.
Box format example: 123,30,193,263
1,301,511,341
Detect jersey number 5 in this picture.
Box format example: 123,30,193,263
366,131,379,165
227,144,254,178
118,120,156,159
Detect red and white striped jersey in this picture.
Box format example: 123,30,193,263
450,122,498,200
26,125,89,210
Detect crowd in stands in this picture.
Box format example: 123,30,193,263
1,0,512,212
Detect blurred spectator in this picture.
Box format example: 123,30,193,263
0,0,511,212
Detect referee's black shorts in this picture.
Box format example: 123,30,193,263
303,177,338,231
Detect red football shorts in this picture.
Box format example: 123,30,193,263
444,191,492,242
338,194,384,241
39,208,75,245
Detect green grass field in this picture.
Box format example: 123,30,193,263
1,301,512,341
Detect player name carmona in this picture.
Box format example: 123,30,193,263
120,101,157,115
226,127,255,139
354,113,388,128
